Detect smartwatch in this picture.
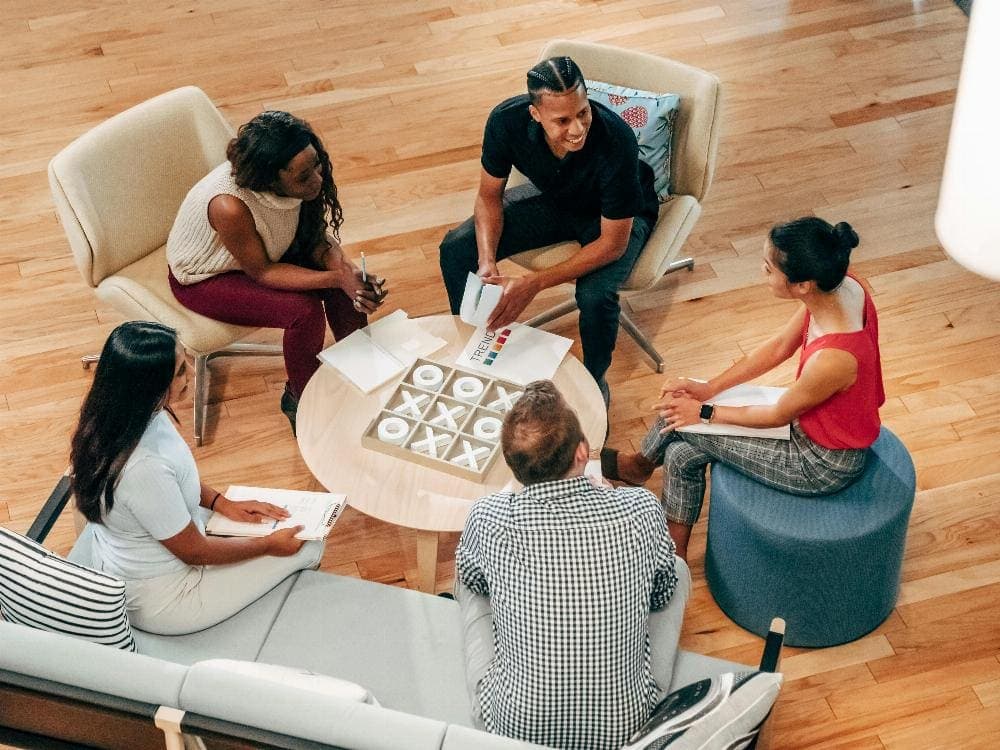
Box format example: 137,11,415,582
699,403,715,424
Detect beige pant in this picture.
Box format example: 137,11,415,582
125,540,324,635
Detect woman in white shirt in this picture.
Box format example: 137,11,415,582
70,321,324,635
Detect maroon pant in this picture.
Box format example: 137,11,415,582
169,270,366,399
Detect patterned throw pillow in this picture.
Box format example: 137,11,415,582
621,670,783,749
587,80,681,201
0,527,135,651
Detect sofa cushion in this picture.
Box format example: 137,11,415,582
180,658,447,750
622,671,783,749
257,571,473,725
0,526,134,650
587,80,681,200
134,572,300,663
0,620,187,707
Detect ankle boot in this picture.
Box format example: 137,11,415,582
280,383,299,436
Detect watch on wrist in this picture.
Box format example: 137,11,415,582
699,403,715,424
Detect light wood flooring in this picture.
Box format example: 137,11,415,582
2,1,998,747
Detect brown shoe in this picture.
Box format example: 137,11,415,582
600,448,656,486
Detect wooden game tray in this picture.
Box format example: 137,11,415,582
361,358,525,480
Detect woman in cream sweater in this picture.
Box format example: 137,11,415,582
166,111,387,432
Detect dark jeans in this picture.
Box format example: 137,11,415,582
439,184,653,386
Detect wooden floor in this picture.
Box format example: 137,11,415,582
1,1,998,747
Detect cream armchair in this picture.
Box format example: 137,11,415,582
48,86,281,445
509,39,722,372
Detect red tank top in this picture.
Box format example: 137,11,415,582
795,277,885,449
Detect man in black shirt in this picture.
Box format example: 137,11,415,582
439,56,659,404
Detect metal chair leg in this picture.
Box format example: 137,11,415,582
619,309,665,373
193,354,208,447
190,343,281,446
523,298,579,328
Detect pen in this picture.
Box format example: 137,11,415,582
361,252,367,283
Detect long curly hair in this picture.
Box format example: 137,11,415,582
227,111,343,267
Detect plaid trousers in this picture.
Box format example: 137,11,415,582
639,418,867,525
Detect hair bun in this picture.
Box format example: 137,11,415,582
832,222,859,253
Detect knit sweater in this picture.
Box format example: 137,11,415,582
166,162,303,285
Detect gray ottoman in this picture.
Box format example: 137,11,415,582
704,427,915,648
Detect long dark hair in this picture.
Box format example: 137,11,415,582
527,56,586,105
769,217,860,292
227,110,343,268
70,322,178,522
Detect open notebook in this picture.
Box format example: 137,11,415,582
317,309,446,393
205,486,347,541
677,384,790,440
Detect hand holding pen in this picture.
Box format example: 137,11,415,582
352,251,389,313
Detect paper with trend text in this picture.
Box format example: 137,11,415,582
206,486,347,540
454,322,572,385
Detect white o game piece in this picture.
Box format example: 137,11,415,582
413,364,444,389
377,416,409,445
452,376,485,402
473,416,502,441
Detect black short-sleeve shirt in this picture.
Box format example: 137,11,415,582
481,94,659,226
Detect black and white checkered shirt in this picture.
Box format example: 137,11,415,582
457,475,678,750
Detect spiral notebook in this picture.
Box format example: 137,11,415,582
205,486,347,541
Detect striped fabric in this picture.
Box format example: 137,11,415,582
0,527,135,651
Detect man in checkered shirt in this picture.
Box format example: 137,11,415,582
455,380,681,750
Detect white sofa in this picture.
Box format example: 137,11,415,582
0,479,763,750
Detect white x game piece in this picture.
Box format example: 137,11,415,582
452,439,490,471
487,385,523,412
410,426,451,458
428,401,466,430
393,390,430,418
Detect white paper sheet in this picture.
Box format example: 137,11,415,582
206,486,348,540
459,272,503,327
677,384,790,440
317,310,446,393
454,322,572,385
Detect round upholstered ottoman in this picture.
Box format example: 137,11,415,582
704,427,915,648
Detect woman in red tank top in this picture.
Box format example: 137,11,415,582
603,217,885,558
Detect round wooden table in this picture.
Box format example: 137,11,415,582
297,314,607,593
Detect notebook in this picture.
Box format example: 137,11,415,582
205,486,347,541
677,384,790,440
318,309,446,393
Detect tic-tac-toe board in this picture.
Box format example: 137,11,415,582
361,358,524,480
